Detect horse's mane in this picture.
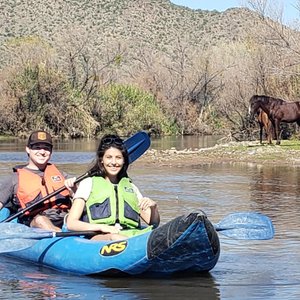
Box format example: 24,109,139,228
250,95,285,105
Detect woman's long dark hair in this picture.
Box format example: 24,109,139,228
88,134,129,181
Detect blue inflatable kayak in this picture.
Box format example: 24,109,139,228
0,210,220,276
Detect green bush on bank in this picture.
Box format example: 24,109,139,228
96,84,177,136
0,62,177,138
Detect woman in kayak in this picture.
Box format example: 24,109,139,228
66,134,160,240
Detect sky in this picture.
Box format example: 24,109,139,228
170,0,299,26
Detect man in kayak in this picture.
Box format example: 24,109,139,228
67,134,160,240
0,130,76,231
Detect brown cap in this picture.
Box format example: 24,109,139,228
27,131,53,147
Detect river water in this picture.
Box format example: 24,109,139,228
0,135,299,299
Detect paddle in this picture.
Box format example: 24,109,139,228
0,212,274,253
1,131,151,223
126,131,150,164
214,212,274,240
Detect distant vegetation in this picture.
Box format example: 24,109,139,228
0,0,300,140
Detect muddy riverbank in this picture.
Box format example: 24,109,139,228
134,140,300,168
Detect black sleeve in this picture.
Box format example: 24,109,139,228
0,173,17,206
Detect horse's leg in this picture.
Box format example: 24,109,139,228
271,118,279,145
274,119,281,145
261,111,272,144
265,121,272,145
259,124,263,144
267,123,273,144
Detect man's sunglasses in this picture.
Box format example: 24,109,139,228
30,144,52,152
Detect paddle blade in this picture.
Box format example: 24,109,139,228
0,223,45,253
0,239,38,253
125,131,150,164
1,222,34,234
214,212,275,240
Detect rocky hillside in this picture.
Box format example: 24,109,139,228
0,0,261,54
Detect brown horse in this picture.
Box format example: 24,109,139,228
256,108,273,144
249,95,300,145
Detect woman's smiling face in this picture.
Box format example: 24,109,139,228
101,147,124,182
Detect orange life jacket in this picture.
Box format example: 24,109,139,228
15,164,71,216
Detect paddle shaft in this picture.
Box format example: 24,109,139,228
0,230,101,240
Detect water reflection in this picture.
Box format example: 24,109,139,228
0,135,222,153
248,164,300,244
0,135,223,164
150,135,223,150
100,273,220,300
0,257,220,300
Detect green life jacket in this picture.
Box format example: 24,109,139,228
86,177,141,229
